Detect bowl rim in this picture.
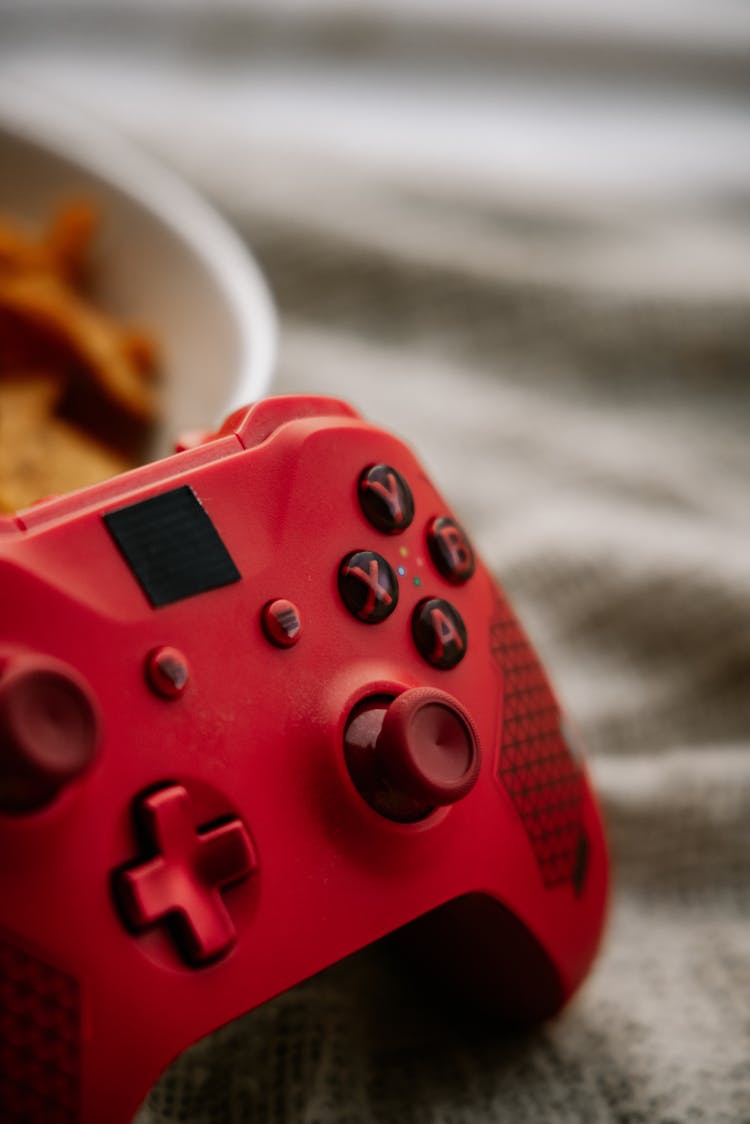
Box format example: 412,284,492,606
0,76,278,412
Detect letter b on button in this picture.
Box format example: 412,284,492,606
427,517,475,584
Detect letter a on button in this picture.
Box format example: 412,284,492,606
429,606,465,662
339,550,399,623
412,598,468,669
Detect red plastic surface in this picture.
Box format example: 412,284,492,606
0,396,608,1123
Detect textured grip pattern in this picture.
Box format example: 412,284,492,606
491,594,585,887
0,934,80,1122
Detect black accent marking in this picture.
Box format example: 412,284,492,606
573,831,590,895
276,608,299,630
103,486,241,607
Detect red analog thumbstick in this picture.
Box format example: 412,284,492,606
0,656,100,814
344,687,481,822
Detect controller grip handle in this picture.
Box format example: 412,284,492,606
392,893,567,1024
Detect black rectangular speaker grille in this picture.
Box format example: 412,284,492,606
103,486,241,607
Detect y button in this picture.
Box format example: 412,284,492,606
359,465,415,534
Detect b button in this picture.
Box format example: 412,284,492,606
339,551,399,623
359,465,414,534
427,516,475,584
412,598,467,669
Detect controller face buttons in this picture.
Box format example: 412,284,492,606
115,784,256,966
262,599,302,647
412,598,468,669
339,551,399,623
344,687,481,822
359,465,415,534
427,516,475,584
146,646,190,699
0,656,100,814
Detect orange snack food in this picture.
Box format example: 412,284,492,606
0,201,160,512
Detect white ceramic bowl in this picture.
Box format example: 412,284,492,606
0,80,277,458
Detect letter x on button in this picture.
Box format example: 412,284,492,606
115,784,256,966
338,550,399,623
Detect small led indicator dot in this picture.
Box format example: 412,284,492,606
397,566,406,577
413,576,422,587
399,546,409,558
416,556,425,567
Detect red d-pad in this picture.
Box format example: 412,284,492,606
116,784,256,966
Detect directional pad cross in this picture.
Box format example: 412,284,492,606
116,784,256,966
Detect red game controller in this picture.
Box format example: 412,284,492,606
0,397,608,1123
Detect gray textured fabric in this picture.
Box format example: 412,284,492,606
2,4,748,1121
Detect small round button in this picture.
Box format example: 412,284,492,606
344,687,481,822
427,516,475,584
262,599,302,648
146,646,190,699
412,598,468,669
359,465,415,534
0,656,100,814
339,551,399,623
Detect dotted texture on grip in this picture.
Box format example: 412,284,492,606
491,595,585,887
0,935,80,1123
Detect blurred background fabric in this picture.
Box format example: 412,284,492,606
1,2,749,1121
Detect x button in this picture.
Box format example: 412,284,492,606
338,550,399,623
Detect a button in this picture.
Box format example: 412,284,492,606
359,465,415,534
146,646,190,699
0,655,100,814
427,517,475,584
412,598,468,669
115,784,256,966
262,599,302,647
344,687,481,822
339,551,399,623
